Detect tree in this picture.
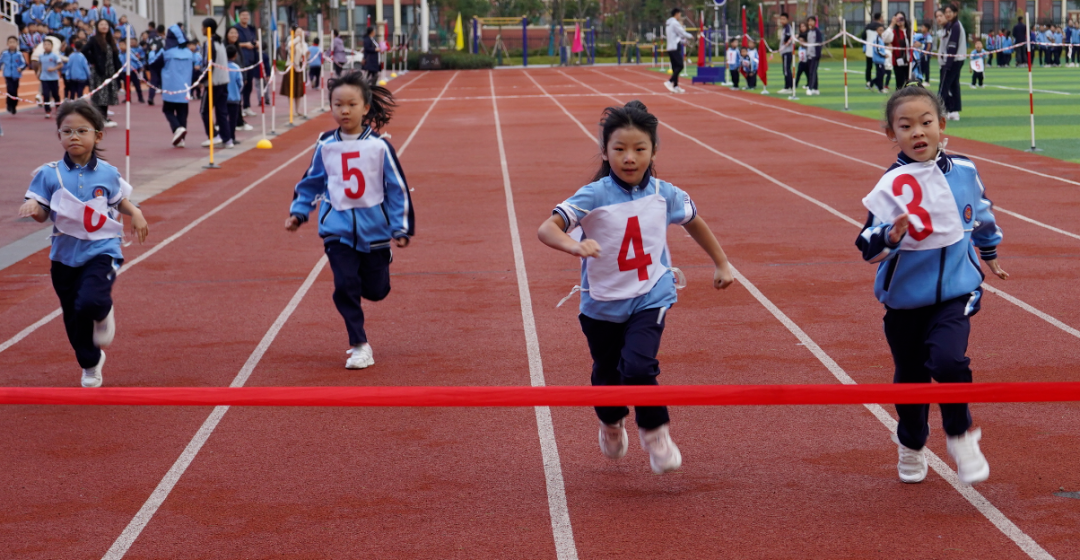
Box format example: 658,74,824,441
490,0,547,21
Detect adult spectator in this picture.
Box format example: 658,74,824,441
1012,15,1028,66
234,9,259,117
331,29,347,75
805,15,822,95
663,7,694,93
864,13,884,88
939,3,966,121
881,11,910,87
82,18,121,127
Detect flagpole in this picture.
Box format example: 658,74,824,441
758,4,768,94
842,17,849,111
788,22,799,99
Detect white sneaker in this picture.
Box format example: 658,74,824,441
103,120,118,128
93,308,115,348
175,139,185,148
172,126,187,146
947,428,989,484
599,418,628,459
200,136,223,147
778,88,792,94
107,110,115,116
663,80,675,93
892,434,927,483
969,84,977,89
242,108,256,116
673,86,686,94
639,424,682,474
81,351,105,388
949,112,961,121
240,123,254,131
345,343,374,369
224,140,235,149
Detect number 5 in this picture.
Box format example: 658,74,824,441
892,174,934,241
341,151,365,199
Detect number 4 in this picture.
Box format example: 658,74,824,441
618,216,652,281
341,151,366,199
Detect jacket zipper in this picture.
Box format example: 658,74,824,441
351,208,358,250
883,254,900,292
935,247,947,304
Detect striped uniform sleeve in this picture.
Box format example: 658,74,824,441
665,183,698,226
969,167,1003,260
381,139,414,239
553,183,596,232
25,164,56,208
856,211,901,263
289,137,330,223
108,168,134,206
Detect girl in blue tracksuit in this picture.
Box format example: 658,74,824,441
856,85,1008,486
285,71,413,370
151,24,200,146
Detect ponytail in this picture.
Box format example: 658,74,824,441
326,70,397,130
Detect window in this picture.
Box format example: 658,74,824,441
888,1,909,20
1052,0,1062,20
914,2,925,24
843,2,865,24
1026,0,1035,18
999,1,1015,22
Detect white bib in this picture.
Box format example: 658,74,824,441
49,186,123,241
862,161,964,251
579,181,669,301
969,57,984,72
323,139,386,211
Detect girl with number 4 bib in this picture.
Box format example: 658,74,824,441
286,72,413,370
538,101,735,474
19,100,149,388
857,85,1007,485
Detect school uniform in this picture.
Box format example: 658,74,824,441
99,6,118,27
122,47,143,102
856,150,1002,451
554,169,697,431
45,10,62,32
969,49,986,87
158,25,196,133
28,2,46,26
65,51,88,99
779,24,793,90
739,53,757,89
910,49,924,81
870,33,887,91
1,49,27,113
289,127,414,347
725,47,739,87
38,50,61,113
805,26,822,91
665,16,693,88
307,45,322,87
939,19,966,114
1000,36,1013,67
225,60,243,143
25,154,132,369
795,46,808,87
200,38,229,141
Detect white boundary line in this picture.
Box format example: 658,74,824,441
100,255,329,560
99,72,454,559
572,71,1080,341
988,84,1072,95
621,67,1080,189
538,70,1055,560
596,69,1080,244
0,147,317,356
489,70,579,560
398,71,458,154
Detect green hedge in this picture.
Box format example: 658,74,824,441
406,51,495,70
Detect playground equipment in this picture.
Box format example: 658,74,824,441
471,17,529,66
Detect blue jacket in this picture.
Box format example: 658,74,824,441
227,61,243,102
290,127,414,252
45,10,62,30
159,25,197,103
65,51,90,80
856,151,1003,310
871,34,887,64
1,49,26,79
28,3,46,25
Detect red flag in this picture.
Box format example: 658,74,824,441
741,6,748,48
757,5,768,86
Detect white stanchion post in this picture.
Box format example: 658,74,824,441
258,28,267,140
1024,12,1040,152
270,25,278,136
125,26,131,180
842,18,850,111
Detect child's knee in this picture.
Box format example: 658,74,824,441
362,283,390,302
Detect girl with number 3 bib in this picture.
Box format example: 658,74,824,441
19,100,149,388
538,101,735,474
857,85,1007,486
286,72,413,370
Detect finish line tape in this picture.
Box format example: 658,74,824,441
2,382,1080,407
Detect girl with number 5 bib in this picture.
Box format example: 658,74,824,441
19,100,149,388
538,101,735,474
857,85,1007,486
285,71,413,370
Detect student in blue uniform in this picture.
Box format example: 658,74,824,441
224,44,243,149
538,100,735,474
285,71,413,370
117,37,143,103
65,39,89,99
18,100,148,388
2,36,27,114
856,85,1007,485
38,39,62,118
153,24,199,147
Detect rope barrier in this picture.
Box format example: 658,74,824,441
3,382,1080,407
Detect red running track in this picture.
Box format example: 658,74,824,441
0,67,1078,559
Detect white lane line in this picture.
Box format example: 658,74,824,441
397,91,713,103
100,255,329,560
622,66,1080,188
566,71,1080,341
100,81,452,558
541,70,1056,560
489,71,578,560
989,85,1072,95
0,146,317,356
398,71,458,155
597,69,1080,244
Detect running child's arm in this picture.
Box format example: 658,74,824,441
970,176,1008,279
856,211,905,263
381,141,414,247
21,166,56,223
683,216,735,290
285,143,328,231
18,199,49,222
116,198,149,243
538,214,601,258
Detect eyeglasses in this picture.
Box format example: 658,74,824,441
58,127,98,138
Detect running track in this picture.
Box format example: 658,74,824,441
1,67,1078,559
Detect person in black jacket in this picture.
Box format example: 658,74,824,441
1012,16,1027,66
81,18,121,127
362,26,379,86
938,3,966,120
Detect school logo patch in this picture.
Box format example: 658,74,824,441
963,204,973,223
93,187,105,198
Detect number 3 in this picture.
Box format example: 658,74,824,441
617,216,653,281
892,174,934,241
341,151,365,199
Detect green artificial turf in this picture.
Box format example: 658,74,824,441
649,60,1080,163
